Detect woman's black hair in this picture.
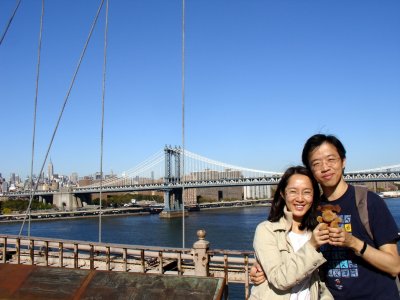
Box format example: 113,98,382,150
268,165,320,230
301,134,346,170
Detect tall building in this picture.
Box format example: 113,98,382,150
48,159,54,180
70,172,79,184
10,173,16,184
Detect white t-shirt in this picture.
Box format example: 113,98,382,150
288,231,312,300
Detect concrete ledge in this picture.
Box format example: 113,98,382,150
159,210,188,219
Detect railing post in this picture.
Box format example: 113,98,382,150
16,238,20,264
44,241,49,266
30,240,34,265
244,254,250,300
2,237,7,264
140,250,145,273
223,254,229,300
158,251,163,274
193,229,210,277
177,252,182,275
123,248,127,272
89,245,94,270
74,243,78,269
106,246,111,271
59,242,63,268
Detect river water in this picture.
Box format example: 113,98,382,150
1,198,399,299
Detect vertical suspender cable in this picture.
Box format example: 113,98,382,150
27,0,44,237
99,0,109,243
181,0,186,248
0,0,22,46
19,0,105,236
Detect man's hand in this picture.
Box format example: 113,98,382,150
328,226,352,247
249,262,266,285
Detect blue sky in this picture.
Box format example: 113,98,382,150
0,0,399,179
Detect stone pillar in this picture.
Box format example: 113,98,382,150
164,190,171,211
193,229,210,277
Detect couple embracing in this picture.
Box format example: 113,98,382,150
249,134,400,300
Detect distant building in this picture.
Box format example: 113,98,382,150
70,172,79,184
184,186,243,205
48,159,54,180
243,185,272,200
10,173,16,184
182,169,244,205
78,176,94,187
1,181,8,192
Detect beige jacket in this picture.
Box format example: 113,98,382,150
250,208,333,300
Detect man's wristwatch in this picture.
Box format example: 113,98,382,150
355,241,367,257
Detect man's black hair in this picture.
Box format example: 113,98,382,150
301,134,346,170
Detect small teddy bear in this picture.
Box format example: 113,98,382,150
317,204,342,229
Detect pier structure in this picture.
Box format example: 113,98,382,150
0,230,253,299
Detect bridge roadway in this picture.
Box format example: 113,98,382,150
3,171,400,198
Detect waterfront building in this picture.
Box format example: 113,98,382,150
182,169,244,205
243,185,272,200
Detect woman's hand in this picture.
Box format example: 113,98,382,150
249,262,266,285
309,223,330,249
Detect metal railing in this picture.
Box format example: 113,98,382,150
0,230,255,299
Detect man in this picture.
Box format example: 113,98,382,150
250,134,400,299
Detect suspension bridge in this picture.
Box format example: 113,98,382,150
3,146,400,215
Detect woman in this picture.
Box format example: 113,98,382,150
250,166,332,300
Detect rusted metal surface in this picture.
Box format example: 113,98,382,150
0,264,225,300
0,234,254,299
0,264,89,299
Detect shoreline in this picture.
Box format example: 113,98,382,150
0,200,271,223
1,197,397,224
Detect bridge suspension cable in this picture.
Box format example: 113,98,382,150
182,149,282,178
181,0,186,249
0,0,22,46
20,0,45,238
18,0,106,237
83,147,282,189
350,164,400,173
98,0,109,244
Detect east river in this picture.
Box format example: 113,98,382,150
0,198,399,299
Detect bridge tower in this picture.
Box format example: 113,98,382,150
159,146,187,218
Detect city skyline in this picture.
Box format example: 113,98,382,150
1,0,399,178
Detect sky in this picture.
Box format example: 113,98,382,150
0,0,399,179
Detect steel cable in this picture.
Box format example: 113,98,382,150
19,0,105,236
0,0,22,46
181,0,186,248
98,0,109,243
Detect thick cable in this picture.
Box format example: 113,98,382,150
25,0,44,237
99,0,109,243
19,0,105,236
0,0,22,46
181,0,186,249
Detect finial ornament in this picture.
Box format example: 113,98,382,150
197,229,206,240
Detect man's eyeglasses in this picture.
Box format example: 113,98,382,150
310,156,340,171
